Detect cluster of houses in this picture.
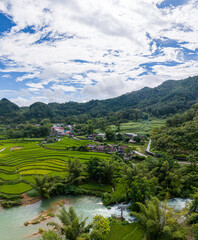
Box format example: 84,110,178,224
87,143,129,154
87,132,138,141
86,132,140,157
50,124,75,137
87,133,106,140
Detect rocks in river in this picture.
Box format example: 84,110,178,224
24,198,69,226
24,209,55,226
56,199,67,206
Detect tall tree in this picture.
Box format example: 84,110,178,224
29,175,62,199
68,159,85,183
131,197,187,240
47,206,91,240
90,215,110,240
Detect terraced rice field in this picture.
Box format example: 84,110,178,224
111,119,166,134
0,138,110,195
45,137,96,149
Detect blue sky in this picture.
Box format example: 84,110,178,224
0,0,198,106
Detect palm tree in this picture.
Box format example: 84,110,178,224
68,159,85,183
98,159,117,184
29,175,63,199
131,197,187,240
47,206,91,240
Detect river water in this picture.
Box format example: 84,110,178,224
0,195,134,240
0,196,191,240
167,198,191,210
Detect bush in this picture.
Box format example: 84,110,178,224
27,189,39,198
133,155,146,161
1,199,21,208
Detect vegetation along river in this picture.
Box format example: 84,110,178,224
0,195,190,240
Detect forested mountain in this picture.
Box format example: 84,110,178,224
0,75,198,123
152,103,198,156
0,98,20,118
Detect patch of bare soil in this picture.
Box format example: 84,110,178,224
21,193,41,206
10,147,23,151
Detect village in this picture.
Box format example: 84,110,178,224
46,123,146,160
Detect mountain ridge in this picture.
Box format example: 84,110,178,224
1,75,198,123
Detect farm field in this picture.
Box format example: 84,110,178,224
108,222,144,240
110,119,166,134
0,138,111,196
79,183,112,193
44,136,96,149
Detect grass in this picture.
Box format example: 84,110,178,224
0,182,32,194
131,142,148,153
110,119,166,134
0,137,110,195
108,222,144,240
79,183,112,192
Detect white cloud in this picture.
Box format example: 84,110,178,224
17,72,40,82
0,0,198,105
51,84,76,92
26,82,44,89
2,74,11,78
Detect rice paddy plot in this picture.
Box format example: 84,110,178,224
0,166,16,172
0,172,19,181
44,137,96,150
20,169,52,175
0,182,32,194
22,175,36,183
111,119,166,134
0,138,110,195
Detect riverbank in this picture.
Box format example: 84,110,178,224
21,193,41,206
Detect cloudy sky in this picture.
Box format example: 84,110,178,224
0,0,198,106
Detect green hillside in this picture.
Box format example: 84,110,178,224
152,103,198,155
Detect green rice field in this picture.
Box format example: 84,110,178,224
45,137,96,150
0,138,111,195
110,119,166,134
108,222,144,240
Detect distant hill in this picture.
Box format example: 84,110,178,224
152,103,198,156
0,98,20,117
0,75,198,123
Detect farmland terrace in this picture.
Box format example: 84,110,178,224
0,138,111,196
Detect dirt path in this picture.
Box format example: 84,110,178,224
178,161,192,165
0,148,6,152
134,151,147,158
